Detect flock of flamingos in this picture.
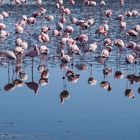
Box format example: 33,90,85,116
0,0,140,103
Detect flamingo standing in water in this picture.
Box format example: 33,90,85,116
0,50,17,60
120,20,126,29
39,32,50,43
70,0,75,5
104,38,113,47
100,0,105,6
126,30,139,37
95,24,108,37
25,45,40,59
76,34,88,43
60,50,71,64
105,9,112,17
37,0,42,5
89,42,97,52
126,53,137,64
114,39,125,49
0,23,6,30
120,0,125,6
25,50,39,94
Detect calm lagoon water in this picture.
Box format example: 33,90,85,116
0,1,140,140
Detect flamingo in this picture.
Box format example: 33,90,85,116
63,8,71,15
125,11,132,17
58,0,63,5
126,30,138,37
68,44,81,54
116,15,125,21
46,15,54,21
103,21,109,31
100,0,105,6
0,23,6,30
120,0,124,6
134,25,140,32
95,25,108,36
53,30,62,37
120,20,126,29
0,30,9,39
60,15,67,24
56,22,64,31
2,11,10,18
21,41,28,50
39,45,49,55
90,1,96,6
64,26,74,34
16,24,24,34
126,53,136,64
27,17,36,24
37,0,42,5
104,38,113,47
60,50,71,63
0,50,17,60
15,46,24,55
126,41,137,49
76,34,88,43
39,32,50,43
70,0,75,5
87,18,95,26
0,14,4,20
105,9,112,17
114,39,125,49
71,17,78,24
89,42,97,52
16,38,23,46
25,45,40,58
101,49,110,58
132,10,139,16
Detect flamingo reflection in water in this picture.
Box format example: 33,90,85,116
0,0,140,101
125,75,135,99
4,65,16,92
114,71,124,80
100,64,112,92
60,73,70,104
66,69,80,84
125,89,135,99
25,58,39,95
39,68,49,86
87,64,97,86
3,50,28,92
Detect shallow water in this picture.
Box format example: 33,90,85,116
0,1,140,140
